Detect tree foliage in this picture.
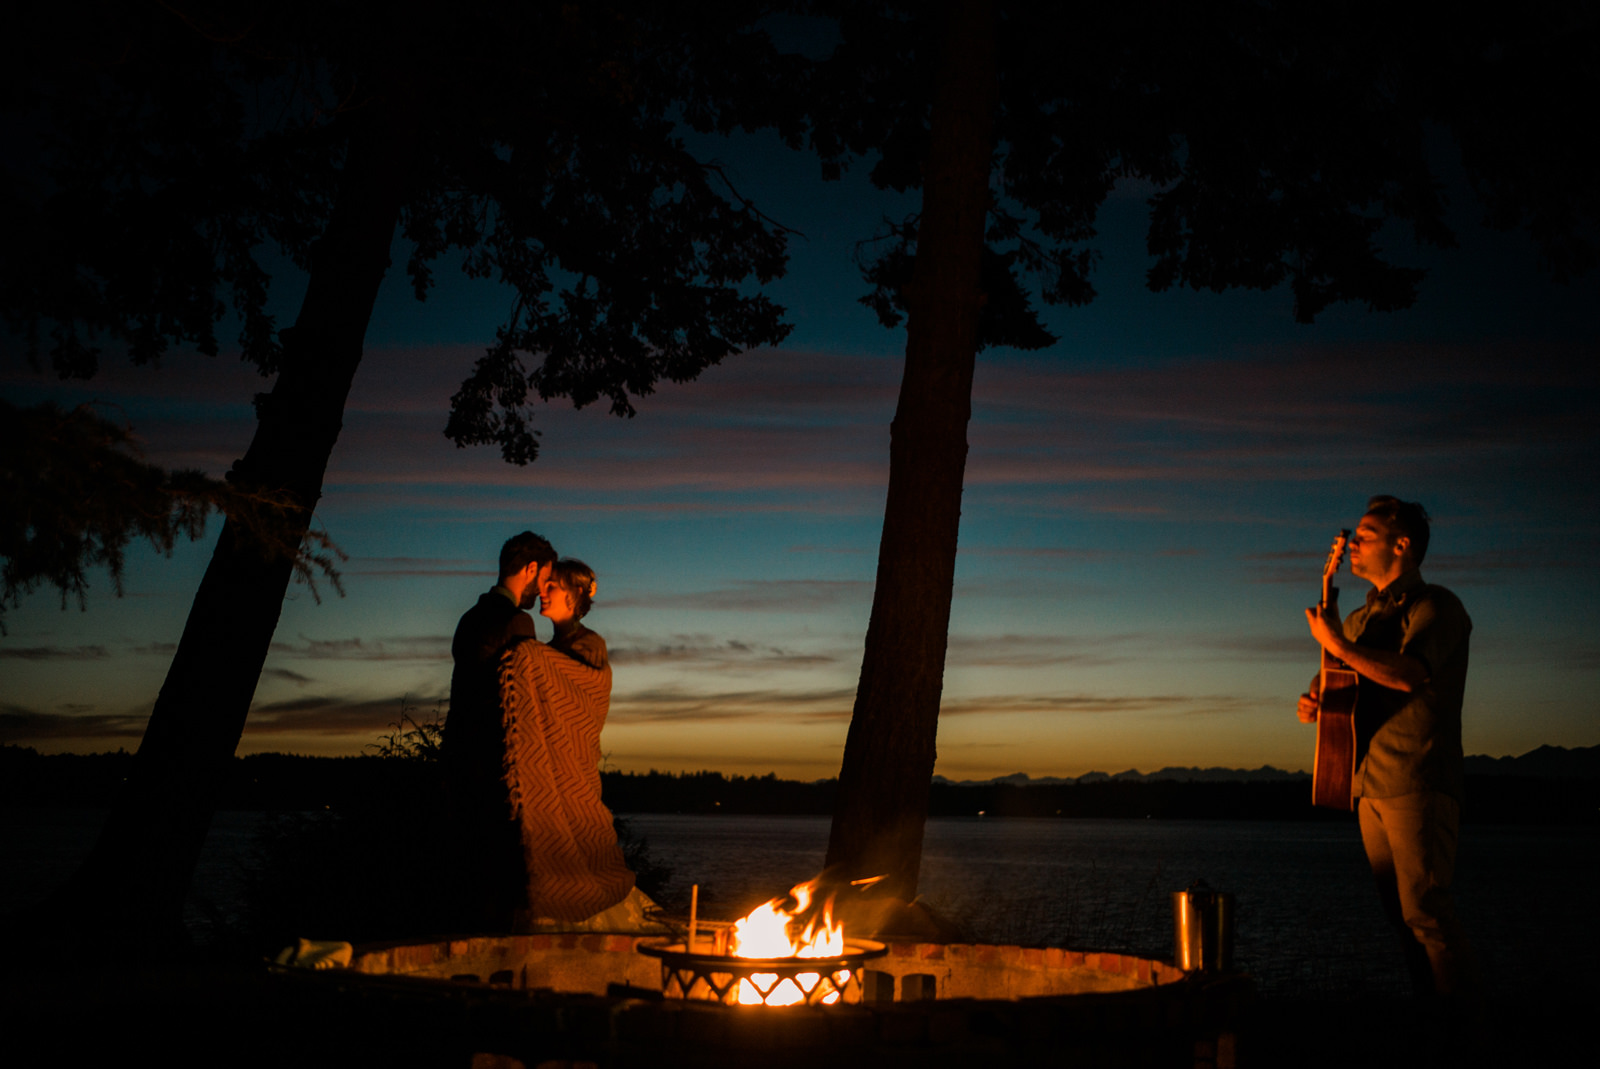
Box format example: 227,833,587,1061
818,0,1595,334
3,0,804,453
0,399,339,633
2,0,807,617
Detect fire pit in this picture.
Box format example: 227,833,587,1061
638,937,888,1006
337,934,1246,1067
327,876,1249,1065
637,875,890,1006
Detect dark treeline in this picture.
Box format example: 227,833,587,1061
0,748,426,812
599,769,836,815
3,746,1594,824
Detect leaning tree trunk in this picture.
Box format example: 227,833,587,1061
50,102,415,946
824,0,997,902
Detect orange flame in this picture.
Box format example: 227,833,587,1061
730,875,846,1005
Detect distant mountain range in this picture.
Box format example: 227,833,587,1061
933,766,1309,787
934,744,1600,787
1462,744,1600,779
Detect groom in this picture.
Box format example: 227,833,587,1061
449,530,558,707
441,530,558,930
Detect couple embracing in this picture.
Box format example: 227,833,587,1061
442,531,651,933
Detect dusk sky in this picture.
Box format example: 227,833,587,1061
3,127,1596,781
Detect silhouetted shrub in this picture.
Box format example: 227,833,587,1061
238,705,669,949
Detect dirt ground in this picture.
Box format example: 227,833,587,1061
1,960,1588,1068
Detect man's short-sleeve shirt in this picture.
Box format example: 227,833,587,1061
1340,568,1472,800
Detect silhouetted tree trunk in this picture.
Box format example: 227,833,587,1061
53,99,417,944
825,0,996,901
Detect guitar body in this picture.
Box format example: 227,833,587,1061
1312,651,1359,810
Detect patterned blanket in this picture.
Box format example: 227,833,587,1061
498,638,634,921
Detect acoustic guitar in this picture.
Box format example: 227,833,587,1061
1311,530,1359,810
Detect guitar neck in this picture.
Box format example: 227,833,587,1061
1318,528,1351,672
1313,528,1358,811
1320,529,1350,611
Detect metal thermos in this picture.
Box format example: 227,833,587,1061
1171,879,1234,972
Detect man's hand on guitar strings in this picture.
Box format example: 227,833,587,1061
1296,692,1320,724
1305,602,1344,653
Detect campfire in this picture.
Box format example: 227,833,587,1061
638,874,888,1006
345,880,1237,1063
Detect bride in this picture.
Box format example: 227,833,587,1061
497,558,651,929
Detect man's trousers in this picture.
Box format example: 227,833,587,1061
1357,792,1481,999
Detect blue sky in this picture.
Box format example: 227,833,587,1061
3,130,1596,779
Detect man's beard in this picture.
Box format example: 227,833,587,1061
518,585,540,610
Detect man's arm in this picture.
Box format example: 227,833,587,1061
1304,602,1428,692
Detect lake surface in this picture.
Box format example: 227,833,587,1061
619,814,1599,998
5,809,1595,999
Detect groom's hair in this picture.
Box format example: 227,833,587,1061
499,531,557,579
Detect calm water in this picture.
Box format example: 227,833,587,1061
616,814,1600,998
5,810,1595,998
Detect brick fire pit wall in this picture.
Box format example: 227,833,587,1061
333,934,1248,1068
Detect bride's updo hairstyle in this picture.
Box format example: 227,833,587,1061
552,558,597,620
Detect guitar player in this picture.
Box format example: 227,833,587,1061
1298,496,1481,1004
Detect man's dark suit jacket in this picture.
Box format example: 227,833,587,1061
446,589,539,773
442,589,540,927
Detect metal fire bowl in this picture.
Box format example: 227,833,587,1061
636,938,888,1006
637,938,889,971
